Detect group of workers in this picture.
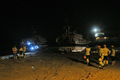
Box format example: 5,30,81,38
84,44,116,69
12,45,26,59
12,44,116,68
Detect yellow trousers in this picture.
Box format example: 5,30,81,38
99,61,104,67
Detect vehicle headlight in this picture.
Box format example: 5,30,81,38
27,42,31,45
30,46,35,50
35,45,39,49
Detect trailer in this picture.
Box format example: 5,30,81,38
58,46,86,53
56,26,90,53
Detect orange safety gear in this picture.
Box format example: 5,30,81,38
84,55,86,59
98,46,101,48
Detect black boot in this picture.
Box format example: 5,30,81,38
106,64,108,67
87,62,90,66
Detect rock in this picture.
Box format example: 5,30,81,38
39,60,42,62
31,66,35,69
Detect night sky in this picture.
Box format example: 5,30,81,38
1,0,120,52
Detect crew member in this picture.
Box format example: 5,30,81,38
110,45,116,65
12,46,18,59
85,45,91,66
23,45,26,58
98,46,105,69
98,45,103,58
103,44,111,66
19,46,23,58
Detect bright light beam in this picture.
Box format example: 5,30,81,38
27,42,31,45
94,29,97,32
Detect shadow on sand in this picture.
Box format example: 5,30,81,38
115,57,120,60
67,57,98,68
67,57,86,64
90,57,99,65
91,56,99,60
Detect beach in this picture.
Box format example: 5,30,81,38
0,47,120,80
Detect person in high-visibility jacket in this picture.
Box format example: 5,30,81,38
19,46,23,58
103,44,111,66
12,46,18,59
110,45,116,65
23,46,26,58
98,46,103,58
98,46,105,69
85,45,91,66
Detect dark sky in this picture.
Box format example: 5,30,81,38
1,0,120,51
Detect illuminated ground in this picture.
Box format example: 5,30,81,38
0,48,120,80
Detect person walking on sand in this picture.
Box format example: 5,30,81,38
110,45,116,65
12,46,18,59
19,46,23,58
103,44,111,66
85,45,91,66
23,45,26,58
